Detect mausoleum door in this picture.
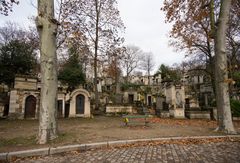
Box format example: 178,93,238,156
128,94,134,104
148,96,152,106
76,94,85,114
57,100,63,117
24,95,36,118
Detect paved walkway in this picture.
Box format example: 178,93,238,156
14,141,240,163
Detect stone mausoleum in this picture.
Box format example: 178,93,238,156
9,75,91,119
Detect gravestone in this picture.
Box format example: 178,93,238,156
156,96,164,111
175,90,183,108
156,96,169,117
114,94,123,104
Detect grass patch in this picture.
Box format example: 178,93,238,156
49,132,75,145
0,136,36,147
0,133,75,148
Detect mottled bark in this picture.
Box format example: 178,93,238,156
94,0,100,110
36,0,58,144
214,0,236,134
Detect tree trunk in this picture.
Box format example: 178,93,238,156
115,58,120,94
36,0,58,144
214,0,236,134
209,55,216,96
148,70,150,86
94,51,99,110
94,0,100,110
126,73,129,83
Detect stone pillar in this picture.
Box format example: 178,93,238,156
8,90,21,119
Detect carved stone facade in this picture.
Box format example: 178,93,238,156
164,83,185,118
9,76,40,119
68,89,91,117
8,75,91,119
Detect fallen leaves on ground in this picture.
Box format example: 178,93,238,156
136,118,218,127
113,137,240,149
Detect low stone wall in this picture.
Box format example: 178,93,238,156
160,111,170,118
185,111,211,119
106,105,133,114
233,117,240,120
174,108,185,118
169,108,185,118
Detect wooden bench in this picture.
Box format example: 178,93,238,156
122,115,151,126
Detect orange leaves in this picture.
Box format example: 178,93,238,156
62,21,71,29
224,78,236,85
147,118,217,127
113,137,240,150
161,0,217,54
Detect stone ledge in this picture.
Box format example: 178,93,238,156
0,153,7,161
107,140,127,147
185,111,211,119
7,148,49,161
85,142,108,150
50,144,86,155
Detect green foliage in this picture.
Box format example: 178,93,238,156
144,86,152,93
232,71,240,87
0,136,35,147
155,64,181,82
121,82,140,91
58,47,85,89
0,39,36,87
231,99,240,117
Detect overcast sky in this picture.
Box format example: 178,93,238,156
0,0,185,72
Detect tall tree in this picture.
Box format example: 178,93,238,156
58,44,86,91
0,22,22,44
0,40,37,88
0,22,39,88
0,0,18,16
162,0,236,133
210,0,236,133
105,47,124,94
155,64,181,83
62,0,124,110
121,45,143,82
162,0,216,94
36,0,59,144
141,52,155,85
226,1,240,95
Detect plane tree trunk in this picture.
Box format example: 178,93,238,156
36,0,58,144
213,0,236,134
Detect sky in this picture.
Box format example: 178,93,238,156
0,0,185,72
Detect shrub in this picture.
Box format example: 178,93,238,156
231,99,240,117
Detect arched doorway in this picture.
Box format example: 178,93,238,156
24,95,36,118
76,94,85,114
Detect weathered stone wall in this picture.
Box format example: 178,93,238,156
106,106,133,113
9,89,40,119
14,77,37,90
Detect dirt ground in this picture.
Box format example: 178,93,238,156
0,116,239,152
